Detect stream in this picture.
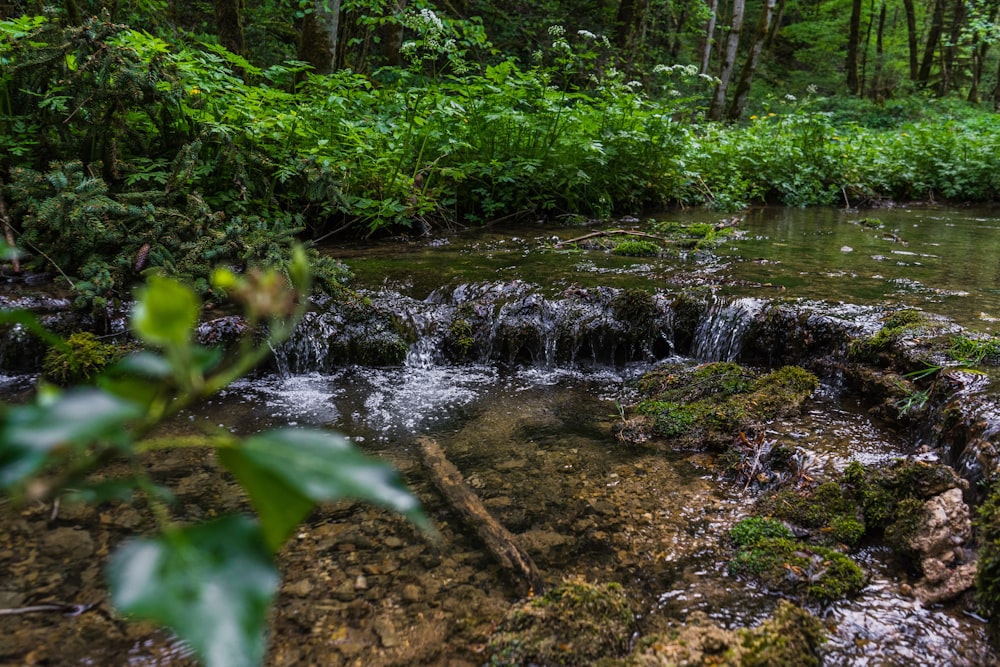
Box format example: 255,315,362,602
2,206,999,665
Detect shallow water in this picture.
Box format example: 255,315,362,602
4,206,1000,664
331,206,1000,333
200,358,996,666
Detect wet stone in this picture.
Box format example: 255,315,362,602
42,527,93,559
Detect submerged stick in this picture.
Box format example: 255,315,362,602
554,229,668,247
416,436,545,596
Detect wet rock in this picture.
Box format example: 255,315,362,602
517,528,574,556
42,527,94,559
284,579,314,597
906,488,977,604
401,583,423,603
372,617,400,648
486,576,636,666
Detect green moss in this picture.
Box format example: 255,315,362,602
447,317,476,357
42,332,121,385
611,239,661,257
849,309,926,361
486,577,636,666
730,517,794,546
976,478,1000,650
739,601,826,667
729,536,866,602
627,362,817,450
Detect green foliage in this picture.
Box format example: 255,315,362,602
950,335,1000,366
849,309,926,361
0,253,427,667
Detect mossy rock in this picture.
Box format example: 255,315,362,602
42,331,122,385
612,239,661,257
626,362,817,450
619,601,824,666
848,309,927,362
975,478,1000,649
486,577,637,666
613,289,660,339
738,600,827,667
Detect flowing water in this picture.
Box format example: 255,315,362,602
3,206,1000,665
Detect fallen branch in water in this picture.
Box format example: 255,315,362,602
416,436,545,596
554,229,668,248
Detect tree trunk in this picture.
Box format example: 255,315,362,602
298,0,341,74
727,0,777,121
381,0,407,67
708,0,745,121
940,0,966,95
846,0,863,94
700,0,719,74
214,0,245,55
994,55,1000,110
916,0,945,87
871,0,888,101
614,0,651,72
902,0,919,80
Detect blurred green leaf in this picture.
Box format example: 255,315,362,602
221,428,430,539
0,388,144,487
108,515,278,667
217,448,315,552
110,351,174,378
132,276,200,348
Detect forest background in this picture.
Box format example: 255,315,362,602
2,0,1000,306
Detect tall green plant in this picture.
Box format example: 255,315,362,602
0,244,427,667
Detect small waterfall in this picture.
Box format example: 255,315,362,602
691,296,765,362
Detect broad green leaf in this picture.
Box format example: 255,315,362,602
108,515,278,667
132,276,200,348
110,351,174,378
217,448,315,552
0,388,144,488
224,428,429,538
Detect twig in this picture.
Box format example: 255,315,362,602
0,602,96,616
554,229,669,248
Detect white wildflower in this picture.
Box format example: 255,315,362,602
548,25,566,37
785,94,797,101
577,29,597,39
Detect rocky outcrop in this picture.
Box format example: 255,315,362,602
907,487,978,605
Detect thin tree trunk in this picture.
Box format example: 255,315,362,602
381,0,407,67
214,0,245,55
940,0,966,95
727,0,778,121
846,0,863,94
614,0,651,72
871,0,888,101
902,0,919,80
994,55,1000,110
708,0,745,121
859,0,877,96
700,0,719,74
917,0,945,87
298,0,341,74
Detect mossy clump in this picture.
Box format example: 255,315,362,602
976,478,1000,650
446,316,476,358
486,577,636,666
42,331,122,385
612,239,661,257
849,309,926,361
738,600,827,667
761,460,962,558
626,362,817,449
729,517,866,602
622,601,824,666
